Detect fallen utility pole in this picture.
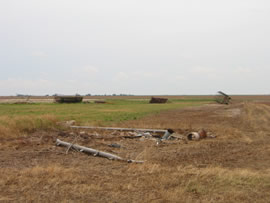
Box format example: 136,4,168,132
56,139,143,163
70,126,167,133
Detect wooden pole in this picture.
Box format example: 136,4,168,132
70,126,167,133
56,139,143,163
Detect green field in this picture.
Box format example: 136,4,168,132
0,99,212,125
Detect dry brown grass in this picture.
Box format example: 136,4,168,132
1,102,270,202
243,103,270,131
0,115,58,139
1,162,269,202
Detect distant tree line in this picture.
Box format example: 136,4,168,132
16,94,31,97
86,93,134,96
74,93,134,96
16,93,134,97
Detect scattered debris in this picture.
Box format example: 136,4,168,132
54,95,83,103
161,129,174,140
187,132,200,140
65,120,76,126
121,130,175,143
170,133,186,140
156,139,161,146
139,137,146,141
124,132,154,139
123,134,144,139
111,131,118,135
68,124,215,148
142,132,152,138
215,91,231,105
198,129,207,139
79,131,86,135
187,129,215,140
149,97,168,104
155,129,179,146
108,143,121,148
70,126,167,133
56,139,143,163
208,134,217,138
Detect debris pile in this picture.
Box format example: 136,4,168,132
215,91,231,105
56,124,217,163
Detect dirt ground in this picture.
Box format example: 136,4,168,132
1,102,270,202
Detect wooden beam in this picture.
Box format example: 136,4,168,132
56,139,144,163
70,126,167,133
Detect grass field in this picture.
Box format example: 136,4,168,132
1,97,270,202
0,99,210,140
0,98,211,128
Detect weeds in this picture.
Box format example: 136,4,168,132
0,115,58,138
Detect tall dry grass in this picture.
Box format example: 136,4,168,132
0,115,58,139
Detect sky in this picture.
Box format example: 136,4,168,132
0,0,269,95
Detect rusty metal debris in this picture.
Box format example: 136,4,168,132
198,129,207,139
54,95,83,103
187,129,214,140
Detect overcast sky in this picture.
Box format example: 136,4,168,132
0,0,269,95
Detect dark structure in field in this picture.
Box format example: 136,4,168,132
54,96,83,103
215,91,231,104
149,97,168,104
